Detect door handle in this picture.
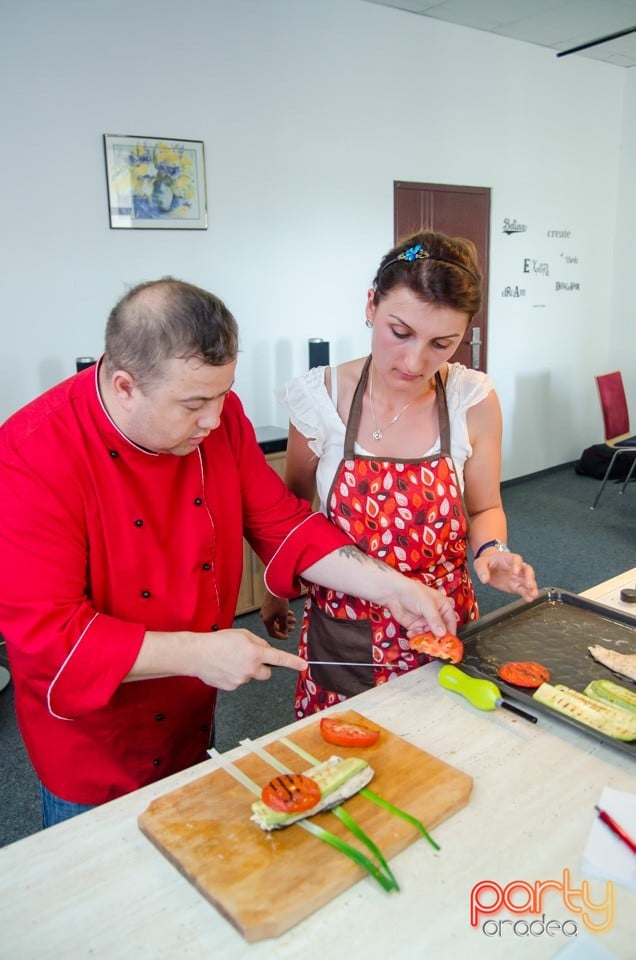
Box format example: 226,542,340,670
469,326,481,369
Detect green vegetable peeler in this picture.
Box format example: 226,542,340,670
438,664,537,723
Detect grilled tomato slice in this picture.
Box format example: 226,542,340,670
408,630,464,664
261,773,321,813
498,661,550,688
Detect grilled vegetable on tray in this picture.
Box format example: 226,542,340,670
498,661,550,688
533,682,636,741
584,679,636,714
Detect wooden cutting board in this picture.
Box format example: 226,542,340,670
138,710,472,941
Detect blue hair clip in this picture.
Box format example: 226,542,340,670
398,244,429,263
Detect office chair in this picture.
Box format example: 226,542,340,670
591,371,636,509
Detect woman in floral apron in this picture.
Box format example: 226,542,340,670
262,231,537,718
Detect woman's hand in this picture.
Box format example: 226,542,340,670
473,550,538,602
260,592,297,640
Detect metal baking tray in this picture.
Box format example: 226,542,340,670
457,588,636,757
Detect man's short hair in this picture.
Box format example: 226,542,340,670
103,278,239,384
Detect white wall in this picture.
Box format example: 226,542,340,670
1,0,632,479
611,66,636,394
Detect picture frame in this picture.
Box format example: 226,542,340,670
103,134,207,230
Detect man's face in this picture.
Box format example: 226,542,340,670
123,356,237,456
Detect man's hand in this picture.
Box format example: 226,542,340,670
197,628,306,690
300,545,459,639
385,580,459,640
127,628,307,690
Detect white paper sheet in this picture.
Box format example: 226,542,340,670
550,929,622,959
581,786,636,892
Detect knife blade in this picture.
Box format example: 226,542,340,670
307,660,403,670
306,660,404,668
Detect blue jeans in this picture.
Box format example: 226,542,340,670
39,784,95,828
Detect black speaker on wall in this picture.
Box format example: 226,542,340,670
76,357,96,372
308,339,329,369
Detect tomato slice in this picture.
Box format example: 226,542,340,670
408,630,464,664
319,716,380,748
498,661,550,688
261,773,322,813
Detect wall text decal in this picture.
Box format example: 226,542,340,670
523,259,549,276
502,285,526,297
503,218,527,235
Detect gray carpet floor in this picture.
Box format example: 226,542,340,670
1,464,634,848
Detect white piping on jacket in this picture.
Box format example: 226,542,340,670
263,513,320,598
47,612,100,721
196,446,220,609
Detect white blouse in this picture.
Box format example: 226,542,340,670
277,362,494,514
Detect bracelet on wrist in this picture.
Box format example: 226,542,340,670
474,539,510,560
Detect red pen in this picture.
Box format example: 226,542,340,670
595,805,636,855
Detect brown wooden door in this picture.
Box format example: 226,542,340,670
394,182,490,371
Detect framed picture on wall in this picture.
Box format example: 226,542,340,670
103,134,208,229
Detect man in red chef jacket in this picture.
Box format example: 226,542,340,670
0,278,457,827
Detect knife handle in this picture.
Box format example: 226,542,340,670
438,664,499,711
497,698,537,724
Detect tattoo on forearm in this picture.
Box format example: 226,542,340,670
338,545,389,573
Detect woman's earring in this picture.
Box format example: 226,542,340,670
365,319,372,328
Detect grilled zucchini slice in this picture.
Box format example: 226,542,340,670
584,679,636,714
533,682,636,741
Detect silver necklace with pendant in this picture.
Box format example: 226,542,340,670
368,364,411,441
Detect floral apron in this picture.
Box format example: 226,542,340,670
294,355,478,719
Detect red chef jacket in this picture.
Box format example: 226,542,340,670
0,363,346,804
